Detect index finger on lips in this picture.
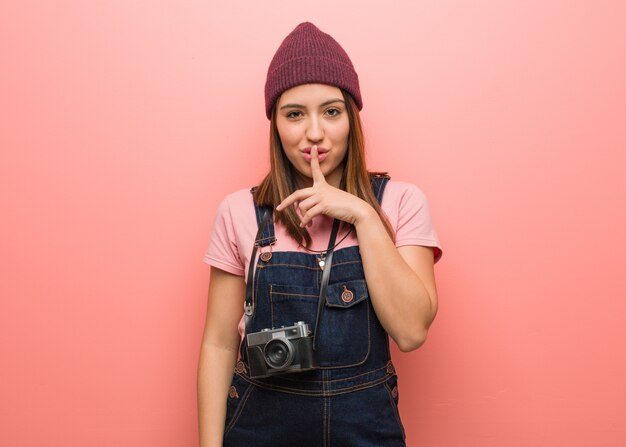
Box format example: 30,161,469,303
310,145,326,184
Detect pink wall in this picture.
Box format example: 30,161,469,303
2,1,625,445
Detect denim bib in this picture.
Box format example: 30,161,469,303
224,174,406,446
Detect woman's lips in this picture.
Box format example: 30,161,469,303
302,152,328,162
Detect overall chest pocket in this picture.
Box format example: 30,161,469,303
269,279,371,368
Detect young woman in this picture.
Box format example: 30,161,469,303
198,22,442,447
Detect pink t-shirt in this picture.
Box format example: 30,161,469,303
203,180,442,277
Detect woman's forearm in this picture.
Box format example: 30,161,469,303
353,206,436,351
197,343,238,447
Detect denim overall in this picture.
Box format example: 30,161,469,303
224,175,406,446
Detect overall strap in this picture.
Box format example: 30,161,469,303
371,174,390,205
250,186,276,247
244,207,272,327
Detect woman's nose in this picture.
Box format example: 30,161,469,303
306,117,324,142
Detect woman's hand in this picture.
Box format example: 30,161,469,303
275,145,374,227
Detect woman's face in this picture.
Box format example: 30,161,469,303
275,83,349,189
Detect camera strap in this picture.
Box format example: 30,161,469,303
313,218,340,350
244,207,273,330
244,207,341,349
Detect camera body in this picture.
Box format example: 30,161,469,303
246,321,318,379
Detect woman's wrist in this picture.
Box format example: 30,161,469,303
353,202,378,227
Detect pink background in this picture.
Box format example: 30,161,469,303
2,1,625,446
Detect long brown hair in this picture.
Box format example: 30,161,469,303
253,89,395,249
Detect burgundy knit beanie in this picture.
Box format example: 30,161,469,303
264,22,363,119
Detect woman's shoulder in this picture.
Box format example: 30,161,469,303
384,178,424,190
381,179,429,206
216,187,255,210
212,187,258,231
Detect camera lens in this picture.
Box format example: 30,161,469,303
264,338,294,369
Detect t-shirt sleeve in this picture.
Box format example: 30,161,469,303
202,194,246,276
394,183,443,263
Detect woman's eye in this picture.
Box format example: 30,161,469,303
326,108,341,117
286,111,302,119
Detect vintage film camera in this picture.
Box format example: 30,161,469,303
246,321,318,379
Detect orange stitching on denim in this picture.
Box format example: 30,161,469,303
259,259,361,270
255,235,275,242
270,291,319,298
323,370,328,447
328,376,390,396
326,399,330,446
238,373,390,397
384,380,406,440
223,378,255,438
289,375,386,397
270,283,317,290
317,303,371,369
325,289,367,308
323,396,327,446
326,374,331,446
262,263,319,270
260,364,389,383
